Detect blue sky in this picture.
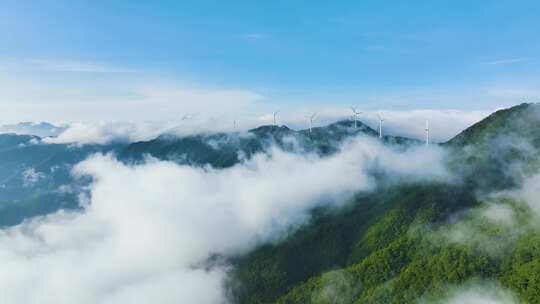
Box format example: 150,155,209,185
1,0,539,122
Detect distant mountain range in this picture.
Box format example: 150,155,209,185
0,104,535,227
121,120,421,168
0,122,67,137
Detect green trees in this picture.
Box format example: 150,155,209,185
501,233,540,303
231,103,540,304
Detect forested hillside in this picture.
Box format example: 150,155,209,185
228,103,540,303
2,103,540,303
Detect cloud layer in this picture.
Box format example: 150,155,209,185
0,136,449,303
418,281,518,304
43,121,177,145
39,106,488,145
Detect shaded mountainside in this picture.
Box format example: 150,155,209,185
228,103,540,304
445,103,540,190
0,133,39,149
0,134,123,226
121,120,420,168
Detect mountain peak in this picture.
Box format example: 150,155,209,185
248,125,294,136
446,102,540,146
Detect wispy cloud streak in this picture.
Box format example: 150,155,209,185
488,58,527,65
27,59,139,73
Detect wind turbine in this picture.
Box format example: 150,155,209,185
425,120,430,145
350,107,362,128
233,119,238,131
377,114,384,138
273,110,280,127
305,113,317,133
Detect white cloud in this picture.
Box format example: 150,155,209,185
0,82,263,123
0,122,66,137
26,59,139,73
0,58,264,124
135,84,263,118
424,150,540,258
431,283,517,304
488,58,527,65
0,136,450,303
312,270,358,304
35,106,486,145
43,121,177,145
22,168,45,187
509,173,540,219
244,33,263,39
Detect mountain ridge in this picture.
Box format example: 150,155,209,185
227,102,540,304
446,102,540,146
120,119,421,168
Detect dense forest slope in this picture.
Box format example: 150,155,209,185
228,103,540,303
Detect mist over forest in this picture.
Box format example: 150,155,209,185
0,103,540,303
3,1,540,302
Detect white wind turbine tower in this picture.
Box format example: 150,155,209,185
305,113,317,133
350,107,362,128
377,114,384,138
233,119,238,130
425,120,430,145
273,110,280,126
